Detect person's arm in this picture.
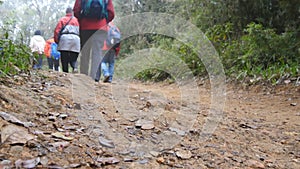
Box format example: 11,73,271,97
107,0,115,22
73,0,81,19
115,44,120,56
54,19,63,44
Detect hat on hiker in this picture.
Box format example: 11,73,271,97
34,30,41,35
66,7,72,14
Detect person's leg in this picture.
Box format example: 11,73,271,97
60,51,69,73
37,54,43,69
72,61,79,73
101,61,109,82
53,59,59,71
90,30,106,80
95,63,101,82
47,57,53,70
32,52,39,69
95,50,109,82
67,52,73,72
69,52,79,73
107,51,116,83
80,30,96,75
101,53,109,77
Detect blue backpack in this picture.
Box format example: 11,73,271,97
106,24,121,48
80,0,108,19
50,43,60,60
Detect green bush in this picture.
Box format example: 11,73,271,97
0,31,32,77
134,68,172,82
130,35,206,82
222,23,299,82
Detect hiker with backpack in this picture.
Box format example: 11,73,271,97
29,30,46,70
44,37,60,71
95,22,121,83
73,0,115,80
54,7,80,73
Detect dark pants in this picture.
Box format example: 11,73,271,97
80,30,106,79
47,57,59,71
33,53,43,69
60,51,79,73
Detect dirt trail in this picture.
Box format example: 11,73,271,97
0,70,299,168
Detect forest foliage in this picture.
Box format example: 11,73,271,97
0,0,299,84
121,0,300,84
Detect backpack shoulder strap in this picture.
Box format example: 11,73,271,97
60,16,73,33
58,16,74,42
65,16,74,26
102,0,109,19
81,0,86,8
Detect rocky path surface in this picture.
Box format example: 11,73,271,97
0,70,299,168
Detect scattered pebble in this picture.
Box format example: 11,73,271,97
139,159,149,164
150,151,160,157
99,137,115,148
246,159,265,169
156,157,165,164
175,150,192,160
15,157,40,169
141,123,155,130
123,158,134,162
97,157,119,165
290,103,297,106
169,127,185,136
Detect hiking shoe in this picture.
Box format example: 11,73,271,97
73,68,78,74
103,76,110,83
95,79,99,82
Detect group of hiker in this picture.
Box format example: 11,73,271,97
29,0,120,83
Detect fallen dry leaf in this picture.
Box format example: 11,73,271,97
51,132,74,141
